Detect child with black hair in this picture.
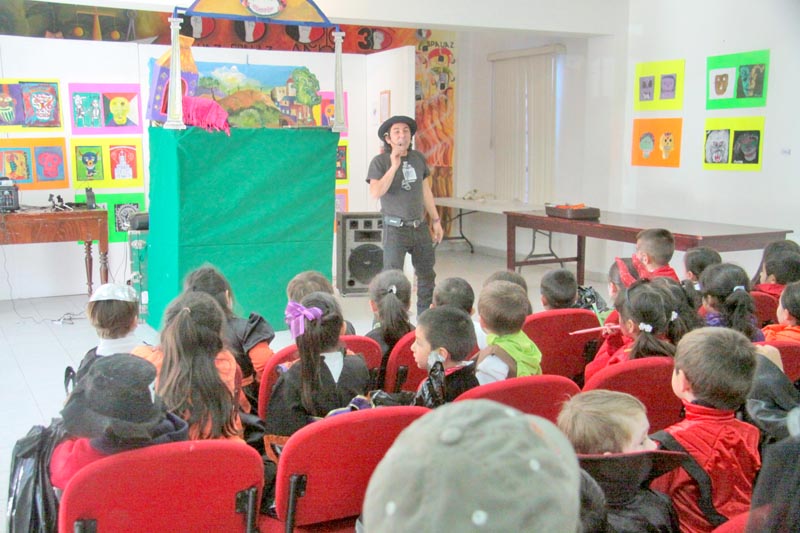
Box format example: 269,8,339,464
651,328,760,533
650,277,703,345
431,276,487,349
683,247,722,290
700,263,764,341
540,268,578,310
266,292,369,438
751,239,800,285
50,354,189,490
483,270,533,313
184,265,275,412
411,305,478,404
366,270,414,388
763,281,800,343
71,283,142,382
286,270,356,335
636,228,680,281
753,251,800,298
584,280,675,382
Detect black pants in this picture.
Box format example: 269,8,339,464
382,222,436,317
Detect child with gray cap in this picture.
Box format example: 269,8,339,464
362,399,581,532
70,283,142,384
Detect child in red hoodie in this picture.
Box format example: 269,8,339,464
635,228,680,282
763,281,800,343
753,251,800,298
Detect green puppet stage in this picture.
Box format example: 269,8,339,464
147,126,339,329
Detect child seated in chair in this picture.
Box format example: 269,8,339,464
287,270,356,335
411,305,478,406
635,228,680,282
540,268,578,310
683,247,721,291
753,251,800,298
72,283,142,382
50,354,189,490
558,390,681,533
431,276,486,349
483,270,533,313
365,270,414,389
650,327,760,533
763,281,800,342
474,280,542,385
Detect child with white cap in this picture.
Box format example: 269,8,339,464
362,399,581,532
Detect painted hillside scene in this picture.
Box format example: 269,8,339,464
195,62,322,128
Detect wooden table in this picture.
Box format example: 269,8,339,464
0,209,109,296
506,210,792,285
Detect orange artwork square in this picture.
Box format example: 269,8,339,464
631,118,683,168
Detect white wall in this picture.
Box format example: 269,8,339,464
0,35,374,300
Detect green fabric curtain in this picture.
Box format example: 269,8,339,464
148,126,339,329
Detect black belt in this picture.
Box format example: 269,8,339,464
385,216,424,228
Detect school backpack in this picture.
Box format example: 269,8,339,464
7,419,66,533
575,285,609,314
63,347,100,395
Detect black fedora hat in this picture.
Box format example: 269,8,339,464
61,353,166,442
378,115,417,139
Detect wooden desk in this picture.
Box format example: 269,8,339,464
0,209,109,296
506,210,792,285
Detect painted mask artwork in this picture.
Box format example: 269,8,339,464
659,132,674,159
639,76,654,101
705,130,730,164
81,151,99,178
732,131,760,164
737,64,766,98
107,96,132,126
0,85,23,125
714,73,729,95
21,83,60,127
36,150,63,179
3,150,31,181
660,74,676,99
639,133,655,158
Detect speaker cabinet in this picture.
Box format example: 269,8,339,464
336,212,384,295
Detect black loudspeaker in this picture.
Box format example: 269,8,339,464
336,212,384,295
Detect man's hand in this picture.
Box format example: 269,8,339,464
431,219,444,243
389,140,408,168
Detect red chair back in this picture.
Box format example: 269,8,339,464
752,291,779,327
261,406,429,531
522,309,603,381
59,440,263,533
762,340,800,381
341,335,383,388
383,331,428,393
583,357,683,432
454,375,581,423
258,344,300,420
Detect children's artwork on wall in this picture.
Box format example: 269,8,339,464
194,62,321,128
69,83,143,134
334,188,348,232
633,60,685,111
706,50,769,109
75,191,146,243
0,79,63,131
703,117,764,171
0,137,69,190
314,91,348,135
631,118,683,167
335,140,348,183
71,138,144,188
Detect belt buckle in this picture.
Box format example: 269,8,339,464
410,219,421,228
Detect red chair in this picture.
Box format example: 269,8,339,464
259,406,429,532
752,290,779,327
341,334,383,388
59,440,263,533
258,344,300,420
762,340,800,381
454,375,581,423
583,357,683,432
383,331,428,393
522,309,603,382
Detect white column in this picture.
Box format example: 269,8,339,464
164,17,186,130
331,30,346,133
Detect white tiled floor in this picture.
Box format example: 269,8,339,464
0,247,606,518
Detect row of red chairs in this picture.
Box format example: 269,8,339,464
58,406,430,532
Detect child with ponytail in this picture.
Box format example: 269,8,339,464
700,263,765,341
366,270,414,388
584,279,675,381
651,277,703,345
140,291,242,440
266,292,369,437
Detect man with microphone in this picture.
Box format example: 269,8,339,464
367,115,443,316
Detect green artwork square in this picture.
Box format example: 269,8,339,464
75,191,145,243
706,49,769,110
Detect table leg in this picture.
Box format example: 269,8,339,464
457,208,474,253
84,240,93,296
99,251,109,284
507,217,516,270
576,235,586,285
